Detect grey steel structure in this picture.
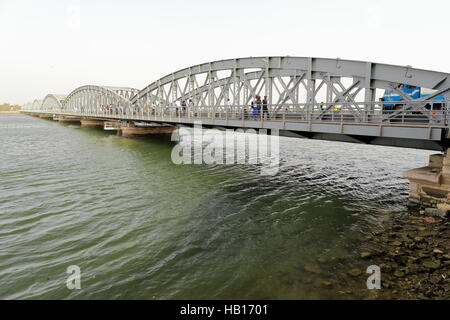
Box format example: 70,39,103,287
41,94,67,111
31,99,43,111
63,86,139,112
26,57,450,150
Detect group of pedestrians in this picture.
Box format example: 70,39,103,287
174,99,194,116
249,96,269,119
90,97,273,119
98,105,125,115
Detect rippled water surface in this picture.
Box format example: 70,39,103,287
0,114,433,299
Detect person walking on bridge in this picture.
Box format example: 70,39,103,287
256,96,262,119
175,99,181,117
181,100,187,116
252,101,259,119
225,98,232,117
262,96,269,119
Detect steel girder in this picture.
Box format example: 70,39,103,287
32,99,43,110
63,85,138,113
131,57,450,113
41,94,67,111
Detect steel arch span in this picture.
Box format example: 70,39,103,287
132,56,450,118
41,94,67,111
63,85,139,113
32,99,43,110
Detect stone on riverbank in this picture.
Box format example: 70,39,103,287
424,208,448,218
304,265,321,274
422,260,441,269
347,268,362,277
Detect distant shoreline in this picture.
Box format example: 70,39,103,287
0,111,22,114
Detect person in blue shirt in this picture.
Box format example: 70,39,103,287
252,101,259,119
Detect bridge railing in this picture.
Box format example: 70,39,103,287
24,99,449,127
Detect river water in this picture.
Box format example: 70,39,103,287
0,114,433,299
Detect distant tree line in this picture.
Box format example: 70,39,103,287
0,103,22,111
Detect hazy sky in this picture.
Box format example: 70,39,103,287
1,0,449,105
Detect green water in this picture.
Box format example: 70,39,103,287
0,114,433,299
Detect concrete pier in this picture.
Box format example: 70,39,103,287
404,151,450,212
103,121,121,131
80,118,105,127
38,113,53,119
118,123,176,138
57,115,81,123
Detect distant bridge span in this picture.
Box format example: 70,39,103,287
24,56,450,151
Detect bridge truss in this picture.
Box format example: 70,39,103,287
63,86,139,113
41,94,67,111
25,57,450,150
132,57,450,116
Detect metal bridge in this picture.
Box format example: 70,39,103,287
24,57,450,151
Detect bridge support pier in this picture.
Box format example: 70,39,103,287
118,123,177,138
80,118,105,127
57,116,81,123
404,151,450,214
38,113,53,119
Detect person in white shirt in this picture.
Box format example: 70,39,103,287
225,98,232,117
175,99,181,116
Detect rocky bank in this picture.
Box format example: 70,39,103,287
362,208,450,299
